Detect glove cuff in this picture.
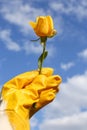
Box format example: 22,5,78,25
6,110,30,130
0,100,30,130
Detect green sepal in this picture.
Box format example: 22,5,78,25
31,38,40,42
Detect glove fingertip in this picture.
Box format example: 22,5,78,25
40,67,54,76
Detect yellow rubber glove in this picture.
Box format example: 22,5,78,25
1,68,62,130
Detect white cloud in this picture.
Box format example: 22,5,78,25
61,62,75,71
0,0,65,36
39,112,87,130
0,1,45,34
37,70,87,130
23,41,56,56
23,42,42,55
49,0,87,20
78,48,87,60
30,116,38,130
0,29,56,55
47,45,56,57
42,70,87,119
0,29,21,51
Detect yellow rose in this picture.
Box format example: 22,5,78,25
29,16,57,37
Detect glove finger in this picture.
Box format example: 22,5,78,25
40,88,58,101
2,70,38,90
40,67,54,76
33,88,58,108
47,75,62,88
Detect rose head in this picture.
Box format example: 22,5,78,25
29,16,57,37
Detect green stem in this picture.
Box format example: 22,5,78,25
39,37,47,74
39,42,46,74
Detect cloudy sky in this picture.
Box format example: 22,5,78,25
0,0,87,130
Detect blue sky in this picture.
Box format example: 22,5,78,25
0,0,87,130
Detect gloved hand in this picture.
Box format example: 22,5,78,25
0,68,62,130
